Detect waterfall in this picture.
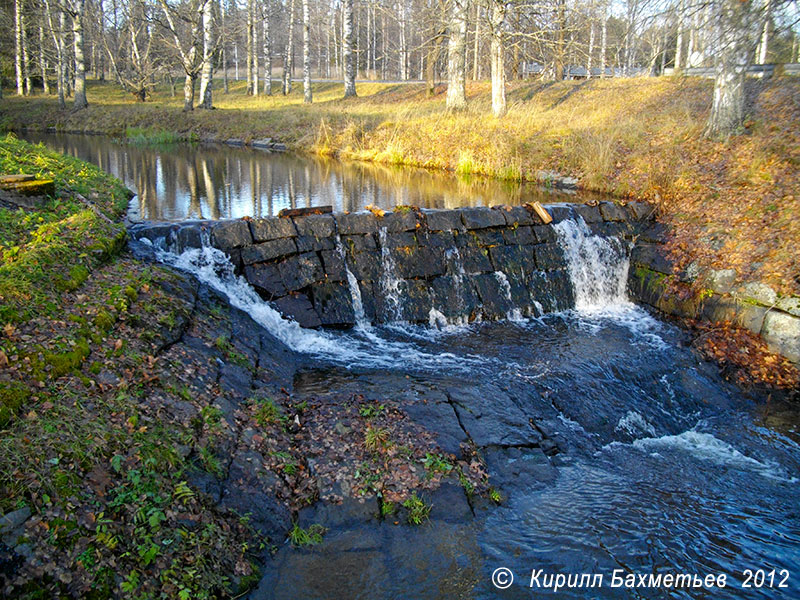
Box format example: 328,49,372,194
494,271,524,321
335,235,368,328
378,228,405,322
554,217,631,311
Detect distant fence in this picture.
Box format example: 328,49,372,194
521,62,800,80
663,64,800,78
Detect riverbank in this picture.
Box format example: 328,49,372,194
2,77,798,303
0,136,494,598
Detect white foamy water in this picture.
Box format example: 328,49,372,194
615,411,657,438
554,217,630,311
335,235,369,329
633,430,793,481
378,227,404,322
153,244,480,371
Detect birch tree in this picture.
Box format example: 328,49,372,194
705,0,761,139
302,0,312,102
198,0,215,108
67,0,89,108
446,0,468,110
15,0,24,96
488,0,506,117
343,0,357,96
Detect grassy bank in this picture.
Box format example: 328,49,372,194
1,77,797,297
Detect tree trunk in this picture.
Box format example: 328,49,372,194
600,13,607,77
446,0,468,109
587,21,595,75
554,0,565,80
15,0,24,96
72,0,88,109
246,0,253,93
675,0,684,70
283,0,295,94
252,4,259,95
199,0,215,109
263,3,272,95
343,0,356,96
472,3,481,80
302,0,312,102
489,0,506,117
705,0,760,139
757,0,770,64
39,24,50,95
183,73,196,111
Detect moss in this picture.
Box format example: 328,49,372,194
43,337,90,378
0,381,29,428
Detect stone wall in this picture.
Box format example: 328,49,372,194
629,225,800,365
130,202,650,329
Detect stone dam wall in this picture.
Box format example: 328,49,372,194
629,228,800,365
130,202,651,328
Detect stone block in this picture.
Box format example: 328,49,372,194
249,217,296,241
703,268,737,294
460,207,506,229
474,229,506,247
430,275,480,320
573,204,603,223
278,252,324,291
380,210,419,232
489,245,536,277
342,233,377,251
272,293,322,328
381,231,417,249
599,201,627,222
546,205,574,223
336,212,378,234
532,224,557,244
639,222,669,244
702,296,767,335
502,226,535,246
734,282,777,307
472,273,514,319
630,243,674,275
400,279,434,322
350,250,382,281
776,296,800,317
241,238,297,265
761,310,800,363
176,224,204,251
458,247,493,274
293,214,336,238
499,205,534,226
311,282,356,327
211,220,252,250
392,246,446,279
320,250,347,282
244,263,286,299
295,235,335,252
533,243,568,271
423,209,465,232
627,201,654,221
417,231,455,248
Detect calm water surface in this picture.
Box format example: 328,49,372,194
21,131,601,221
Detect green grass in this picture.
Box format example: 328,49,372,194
402,493,432,525
288,523,326,547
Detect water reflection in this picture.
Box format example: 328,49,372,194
22,132,600,221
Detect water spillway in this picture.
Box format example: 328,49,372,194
130,202,649,331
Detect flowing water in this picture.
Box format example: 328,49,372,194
18,131,606,221
137,217,800,599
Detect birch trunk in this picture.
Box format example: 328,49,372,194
705,0,760,139
251,5,259,95
15,0,24,96
283,0,295,94
302,0,312,102
446,0,468,110
757,0,770,64
72,0,88,109
40,23,51,95
675,0,684,70
343,0,356,96
489,0,506,117
22,14,31,95
263,4,272,95
199,0,214,109
600,13,607,77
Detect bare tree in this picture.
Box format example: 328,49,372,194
446,0,469,109
284,0,296,94
66,0,89,108
488,0,506,116
705,0,762,138
343,0,357,96
303,0,312,102
198,0,215,108
15,0,24,96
